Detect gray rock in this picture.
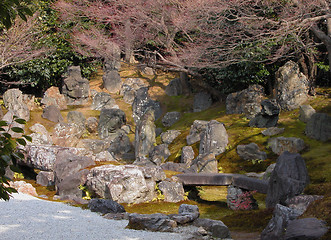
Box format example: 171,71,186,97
127,213,177,232
103,70,122,93
149,144,171,165
132,87,162,124
160,162,191,173
86,165,156,204
190,153,218,173
249,99,280,128
261,204,302,240
181,146,195,166
226,84,265,119
193,92,212,112
98,108,126,139
262,127,285,136
91,92,117,110
158,180,185,202
28,123,52,145
41,86,67,110
88,198,125,214
52,122,83,147
108,131,134,161
268,137,306,155
67,111,86,131
2,110,25,138
299,105,316,123
140,166,166,182
275,61,309,111
76,139,111,154
284,218,328,240
262,163,276,181
193,218,231,239
305,113,331,141
237,143,267,161
36,171,55,187
62,66,90,105
186,120,209,145
162,111,181,127
95,151,117,162
3,88,30,121
285,195,324,215
86,117,98,133
42,105,63,123
165,78,184,96
135,109,156,159
120,78,147,104
161,130,181,144
227,185,258,210
199,120,228,156
169,204,200,224
266,152,310,208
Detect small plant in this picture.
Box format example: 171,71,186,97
0,116,31,200
231,190,258,210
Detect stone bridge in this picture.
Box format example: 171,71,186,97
176,173,268,194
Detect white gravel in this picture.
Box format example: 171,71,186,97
0,193,188,240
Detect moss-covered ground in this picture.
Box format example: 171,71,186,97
4,63,331,238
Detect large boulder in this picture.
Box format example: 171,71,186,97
226,84,265,119
193,92,212,112
76,139,111,154
158,180,185,202
236,143,267,161
2,110,25,138
41,86,67,110
127,213,177,232
91,92,117,110
132,87,162,124
52,122,83,147
42,105,64,123
169,204,200,224
275,61,309,111
162,112,181,127
261,204,302,240
285,195,324,215
149,144,171,165
135,109,156,159
299,105,316,123
160,130,181,144
98,108,126,139
305,113,331,142
268,137,306,155
62,66,90,105
284,218,328,240
120,78,147,104
193,218,231,239
181,146,195,167
186,120,209,145
108,131,134,161
28,123,53,145
199,120,228,156
190,153,218,173
102,46,122,93
36,171,55,187
249,99,280,128
266,152,310,208
3,88,30,121
86,117,98,133
67,111,86,131
86,165,157,204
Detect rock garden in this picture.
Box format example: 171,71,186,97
1,60,330,240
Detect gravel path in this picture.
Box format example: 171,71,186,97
0,193,187,240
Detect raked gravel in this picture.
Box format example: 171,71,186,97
0,193,188,240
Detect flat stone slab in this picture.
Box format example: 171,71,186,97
176,173,268,193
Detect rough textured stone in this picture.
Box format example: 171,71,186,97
262,127,285,136
162,111,181,127
42,105,63,123
275,61,309,111
103,47,122,93
262,163,276,181
149,144,171,165
76,139,111,154
160,162,191,173
3,88,30,121
193,218,231,239
2,110,25,138
165,74,190,97
62,66,90,105
261,204,302,240
199,120,228,156
181,146,195,167
98,108,126,139
127,213,177,232
186,120,209,145
132,87,162,124
266,152,310,208
86,165,156,204
41,86,67,110
285,195,324,215
9,181,38,197
268,137,306,155
140,166,166,182
227,185,258,210
193,92,212,112
67,111,86,131
86,117,98,133
120,78,147,104
91,92,117,110
169,204,200,224
95,151,117,162
161,130,181,144
22,94,38,111
305,113,331,142
284,218,328,240
88,198,125,214
249,99,280,128
28,123,52,145
299,105,316,123
36,171,55,187
108,131,134,161
226,84,265,119
158,180,185,202
237,143,267,161
190,153,218,173
52,122,83,147
135,109,156,159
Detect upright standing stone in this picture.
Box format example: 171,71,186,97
3,88,30,121
102,44,122,93
305,113,331,142
41,86,67,110
193,92,212,112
